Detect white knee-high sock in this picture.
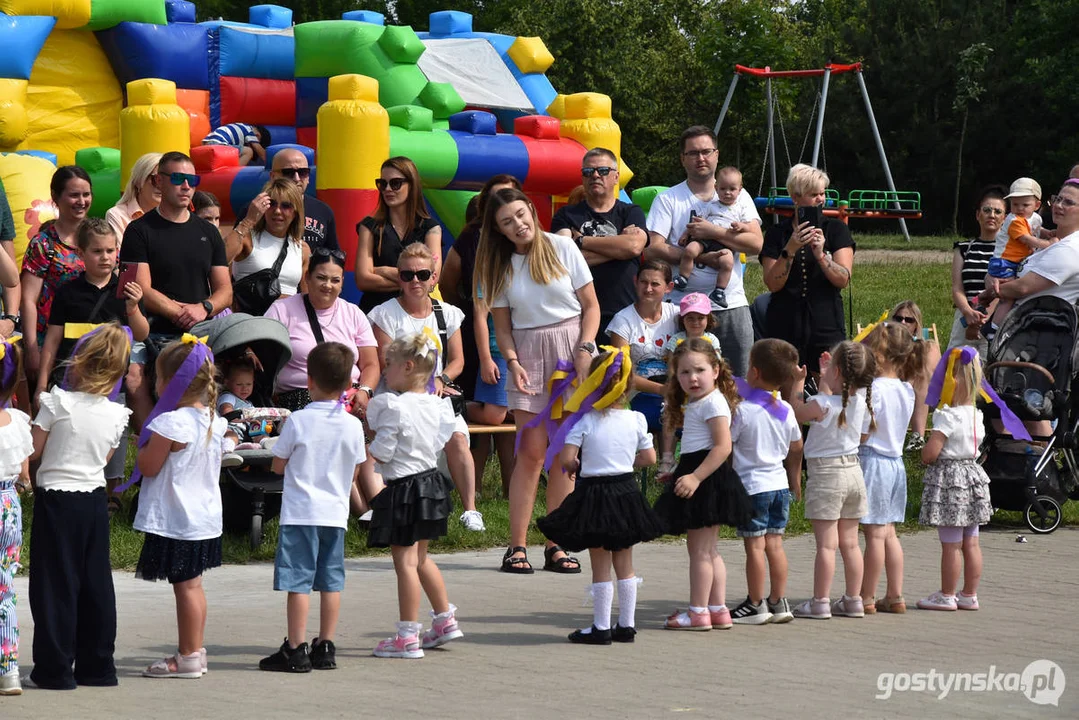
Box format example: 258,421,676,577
617,577,638,629
591,581,614,631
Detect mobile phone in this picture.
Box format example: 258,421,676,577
116,262,138,299
796,205,823,228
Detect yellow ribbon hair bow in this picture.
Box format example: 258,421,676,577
937,346,991,407
181,333,210,346
563,345,632,413
853,310,890,343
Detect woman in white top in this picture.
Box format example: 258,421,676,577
231,178,309,311
105,152,162,241
474,188,600,574
368,244,484,532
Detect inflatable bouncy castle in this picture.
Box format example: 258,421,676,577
0,2,633,300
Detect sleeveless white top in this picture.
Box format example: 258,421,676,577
232,230,303,296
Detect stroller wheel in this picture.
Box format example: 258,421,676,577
1024,495,1063,534
250,513,264,550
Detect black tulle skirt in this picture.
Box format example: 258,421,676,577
537,473,665,552
135,533,223,584
367,469,454,548
653,450,754,534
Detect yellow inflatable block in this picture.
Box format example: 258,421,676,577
507,37,555,74
317,76,389,191
564,92,612,120
546,94,566,119
0,0,91,30
18,30,122,166
0,79,29,148
0,152,57,266
120,79,189,187
560,108,634,189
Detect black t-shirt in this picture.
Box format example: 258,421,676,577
550,199,646,323
120,209,227,335
357,214,439,313
242,193,339,252
451,224,481,313
49,272,132,370
760,217,855,367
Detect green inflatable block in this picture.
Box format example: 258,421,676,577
418,82,465,120
432,120,450,131
389,127,458,190
86,0,167,30
379,64,429,108
379,25,426,64
424,188,476,237
75,147,121,219
387,105,434,132
631,186,669,215
294,21,386,77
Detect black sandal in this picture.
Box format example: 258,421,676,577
500,546,534,574
107,495,123,518
543,545,581,574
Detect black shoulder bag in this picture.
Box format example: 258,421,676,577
232,233,291,316
302,293,326,344
431,299,465,416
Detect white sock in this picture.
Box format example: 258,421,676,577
707,604,727,613
617,577,638,629
591,581,613,631
396,620,422,638
689,605,707,615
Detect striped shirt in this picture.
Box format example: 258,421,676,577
202,123,258,148
954,237,995,299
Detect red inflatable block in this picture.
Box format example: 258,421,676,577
192,144,240,172
527,192,553,232
318,188,379,263
195,166,244,222
518,135,587,196
297,127,318,152
177,89,211,146
514,115,560,140
219,76,296,127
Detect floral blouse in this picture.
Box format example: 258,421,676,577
22,222,84,344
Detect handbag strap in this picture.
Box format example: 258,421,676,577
265,231,292,276
302,294,325,344
87,285,112,324
431,298,451,367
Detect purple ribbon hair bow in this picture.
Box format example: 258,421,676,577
926,345,1031,442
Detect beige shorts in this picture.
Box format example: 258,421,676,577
509,316,581,415
804,454,868,520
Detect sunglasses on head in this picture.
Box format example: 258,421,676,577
375,177,409,192
582,166,614,178
269,199,294,211
400,269,433,282
893,315,917,325
311,247,346,267
279,167,311,179
169,172,200,188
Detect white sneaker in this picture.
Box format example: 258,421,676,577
0,669,22,696
917,591,958,611
956,592,979,611
460,510,485,532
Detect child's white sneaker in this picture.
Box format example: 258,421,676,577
917,591,958,611
460,510,485,532
0,669,22,696
956,592,979,611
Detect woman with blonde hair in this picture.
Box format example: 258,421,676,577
474,188,600,574
105,152,162,239
231,178,309,314
354,156,441,313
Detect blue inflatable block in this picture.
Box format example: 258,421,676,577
218,26,295,80
447,131,528,191
428,11,472,36
341,272,362,305
249,4,292,29
342,10,384,25
229,166,271,218
482,33,515,56
200,21,260,29
516,74,557,117
262,125,297,147
448,111,497,136
296,77,329,128
97,22,211,90
15,150,58,165
0,16,56,81
166,0,196,23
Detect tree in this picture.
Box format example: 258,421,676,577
951,43,993,233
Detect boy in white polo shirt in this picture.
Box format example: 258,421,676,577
260,342,366,673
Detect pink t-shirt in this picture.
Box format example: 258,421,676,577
264,294,377,392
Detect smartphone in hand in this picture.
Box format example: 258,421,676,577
796,204,823,228
116,262,138,299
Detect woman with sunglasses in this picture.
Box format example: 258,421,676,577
354,157,441,314
105,152,162,240
368,244,485,532
890,300,941,450
947,186,1007,358
231,179,310,313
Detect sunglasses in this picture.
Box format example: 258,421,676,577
169,172,200,188
311,247,346,267
375,177,409,192
979,206,1005,215
400,269,433,282
893,315,917,325
269,199,294,211
279,167,311,180
582,166,615,178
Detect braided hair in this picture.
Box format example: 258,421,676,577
831,340,877,431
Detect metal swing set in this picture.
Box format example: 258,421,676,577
714,63,921,241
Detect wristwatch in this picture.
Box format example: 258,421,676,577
201,300,214,315
780,248,791,259
1,313,18,324
357,385,374,399
438,372,453,386
577,341,597,355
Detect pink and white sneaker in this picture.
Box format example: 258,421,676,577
956,592,980,611
917,591,958,611
664,609,712,631
373,633,424,659
709,607,733,629
422,607,464,649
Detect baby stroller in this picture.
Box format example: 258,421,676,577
204,313,293,548
980,296,1079,533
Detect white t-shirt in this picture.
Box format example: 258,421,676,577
134,407,228,541
646,183,761,312
861,377,915,458
732,399,801,495
992,212,1044,258
606,302,679,380
0,409,33,480
367,298,465,377
1015,230,1079,306
490,232,593,329
804,389,867,458
681,389,731,453
565,408,653,476
33,389,131,492
231,231,304,296
931,404,984,460
367,392,457,480
272,399,366,529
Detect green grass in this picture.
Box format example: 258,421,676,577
852,232,963,252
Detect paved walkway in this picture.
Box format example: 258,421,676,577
11,528,1078,718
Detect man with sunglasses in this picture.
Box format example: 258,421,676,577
551,147,647,344
643,125,763,377
228,148,339,261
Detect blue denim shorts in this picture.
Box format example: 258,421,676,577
987,256,1021,279
273,525,346,593
736,489,792,537
473,356,508,407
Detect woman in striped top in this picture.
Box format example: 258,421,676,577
947,186,1007,356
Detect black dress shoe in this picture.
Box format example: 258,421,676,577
611,625,637,643
568,626,612,645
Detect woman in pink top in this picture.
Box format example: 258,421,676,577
105,152,162,241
